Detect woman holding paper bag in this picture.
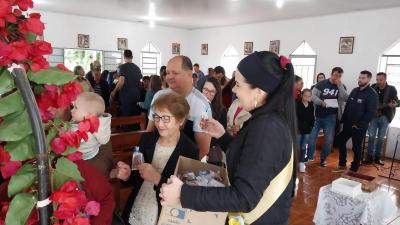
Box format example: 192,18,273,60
114,92,199,225
160,51,297,225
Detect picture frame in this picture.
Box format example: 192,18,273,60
78,34,90,48
339,36,355,54
117,38,128,50
244,42,253,55
172,43,180,55
269,40,280,54
201,44,208,55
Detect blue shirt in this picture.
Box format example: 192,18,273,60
315,79,339,118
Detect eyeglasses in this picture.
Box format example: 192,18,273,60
202,88,216,95
152,114,172,123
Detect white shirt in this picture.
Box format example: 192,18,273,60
148,88,212,133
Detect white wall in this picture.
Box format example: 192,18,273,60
38,11,190,67
188,7,400,90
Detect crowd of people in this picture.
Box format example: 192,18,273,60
65,48,398,225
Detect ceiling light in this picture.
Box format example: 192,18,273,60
276,0,284,9
149,2,156,17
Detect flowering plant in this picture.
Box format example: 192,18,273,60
0,0,100,224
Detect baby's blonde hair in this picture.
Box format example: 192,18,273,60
77,92,105,116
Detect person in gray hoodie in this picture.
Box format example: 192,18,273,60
307,67,349,167
71,92,112,176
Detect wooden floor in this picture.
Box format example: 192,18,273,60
289,149,400,225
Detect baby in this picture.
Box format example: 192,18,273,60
71,92,111,160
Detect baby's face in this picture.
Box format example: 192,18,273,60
71,97,90,122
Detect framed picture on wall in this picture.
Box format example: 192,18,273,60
78,34,90,48
201,44,208,55
117,38,128,50
269,40,280,54
172,43,180,55
339,36,355,54
244,42,253,55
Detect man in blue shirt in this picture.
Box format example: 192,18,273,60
308,67,349,167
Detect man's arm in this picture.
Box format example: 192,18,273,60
194,132,211,160
311,86,323,106
111,76,125,97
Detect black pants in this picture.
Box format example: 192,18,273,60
336,124,366,172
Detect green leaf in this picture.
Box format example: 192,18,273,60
62,147,77,156
33,85,45,95
53,157,84,190
46,127,58,149
8,164,37,197
27,68,76,86
0,69,15,95
26,32,37,42
0,109,32,142
5,193,37,225
0,91,25,117
5,134,36,161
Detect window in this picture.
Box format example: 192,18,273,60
64,49,103,73
104,51,122,71
379,41,400,127
221,45,240,79
290,41,317,89
141,42,161,75
48,48,64,67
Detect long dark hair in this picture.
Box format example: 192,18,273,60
201,77,224,120
249,51,298,169
150,75,162,93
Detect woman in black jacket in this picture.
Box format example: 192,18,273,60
115,92,199,225
160,51,297,225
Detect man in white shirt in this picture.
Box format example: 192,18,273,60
147,56,212,159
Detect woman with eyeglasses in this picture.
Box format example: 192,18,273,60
200,77,227,165
114,92,199,225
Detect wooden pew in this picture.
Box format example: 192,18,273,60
110,130,147,212
111,114,147,132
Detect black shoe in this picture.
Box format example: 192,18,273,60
363,158,373,164
375,159,384,166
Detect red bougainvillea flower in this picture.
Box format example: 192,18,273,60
44,84,58,93
0,40,11,59
0,1,11,18
88,116,99,133
50,137,66,154
26,208,39,225
57,64,72,72
16,0,34,11
13,8,22,17
57,81,82,108
30,56,49,72
50,181,89,220
8,40,29,61
76,130,88,142
62,215,90,225
59,130,79,148
84,201,100,216
0,145,22,179
25,13,44,36
30,40,52,56
66,151,83,162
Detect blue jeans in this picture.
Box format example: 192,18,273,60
367,116,389,159
307,114,337,162
298,134,310,162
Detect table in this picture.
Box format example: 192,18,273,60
313,184,397,225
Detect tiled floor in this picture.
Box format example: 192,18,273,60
290,149,400,225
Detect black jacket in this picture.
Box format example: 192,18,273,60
181,105,294,225
121,131,198,224
371,83,398,122
296,101,315,134
342,85,378,130
88,78,110,108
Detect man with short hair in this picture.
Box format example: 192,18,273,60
147,56,212,159
333,71,378,172
194,63,205,90
110,50,142,130
365,72,399,165
307,67,349,167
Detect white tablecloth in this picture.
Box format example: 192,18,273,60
313,184,397,225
